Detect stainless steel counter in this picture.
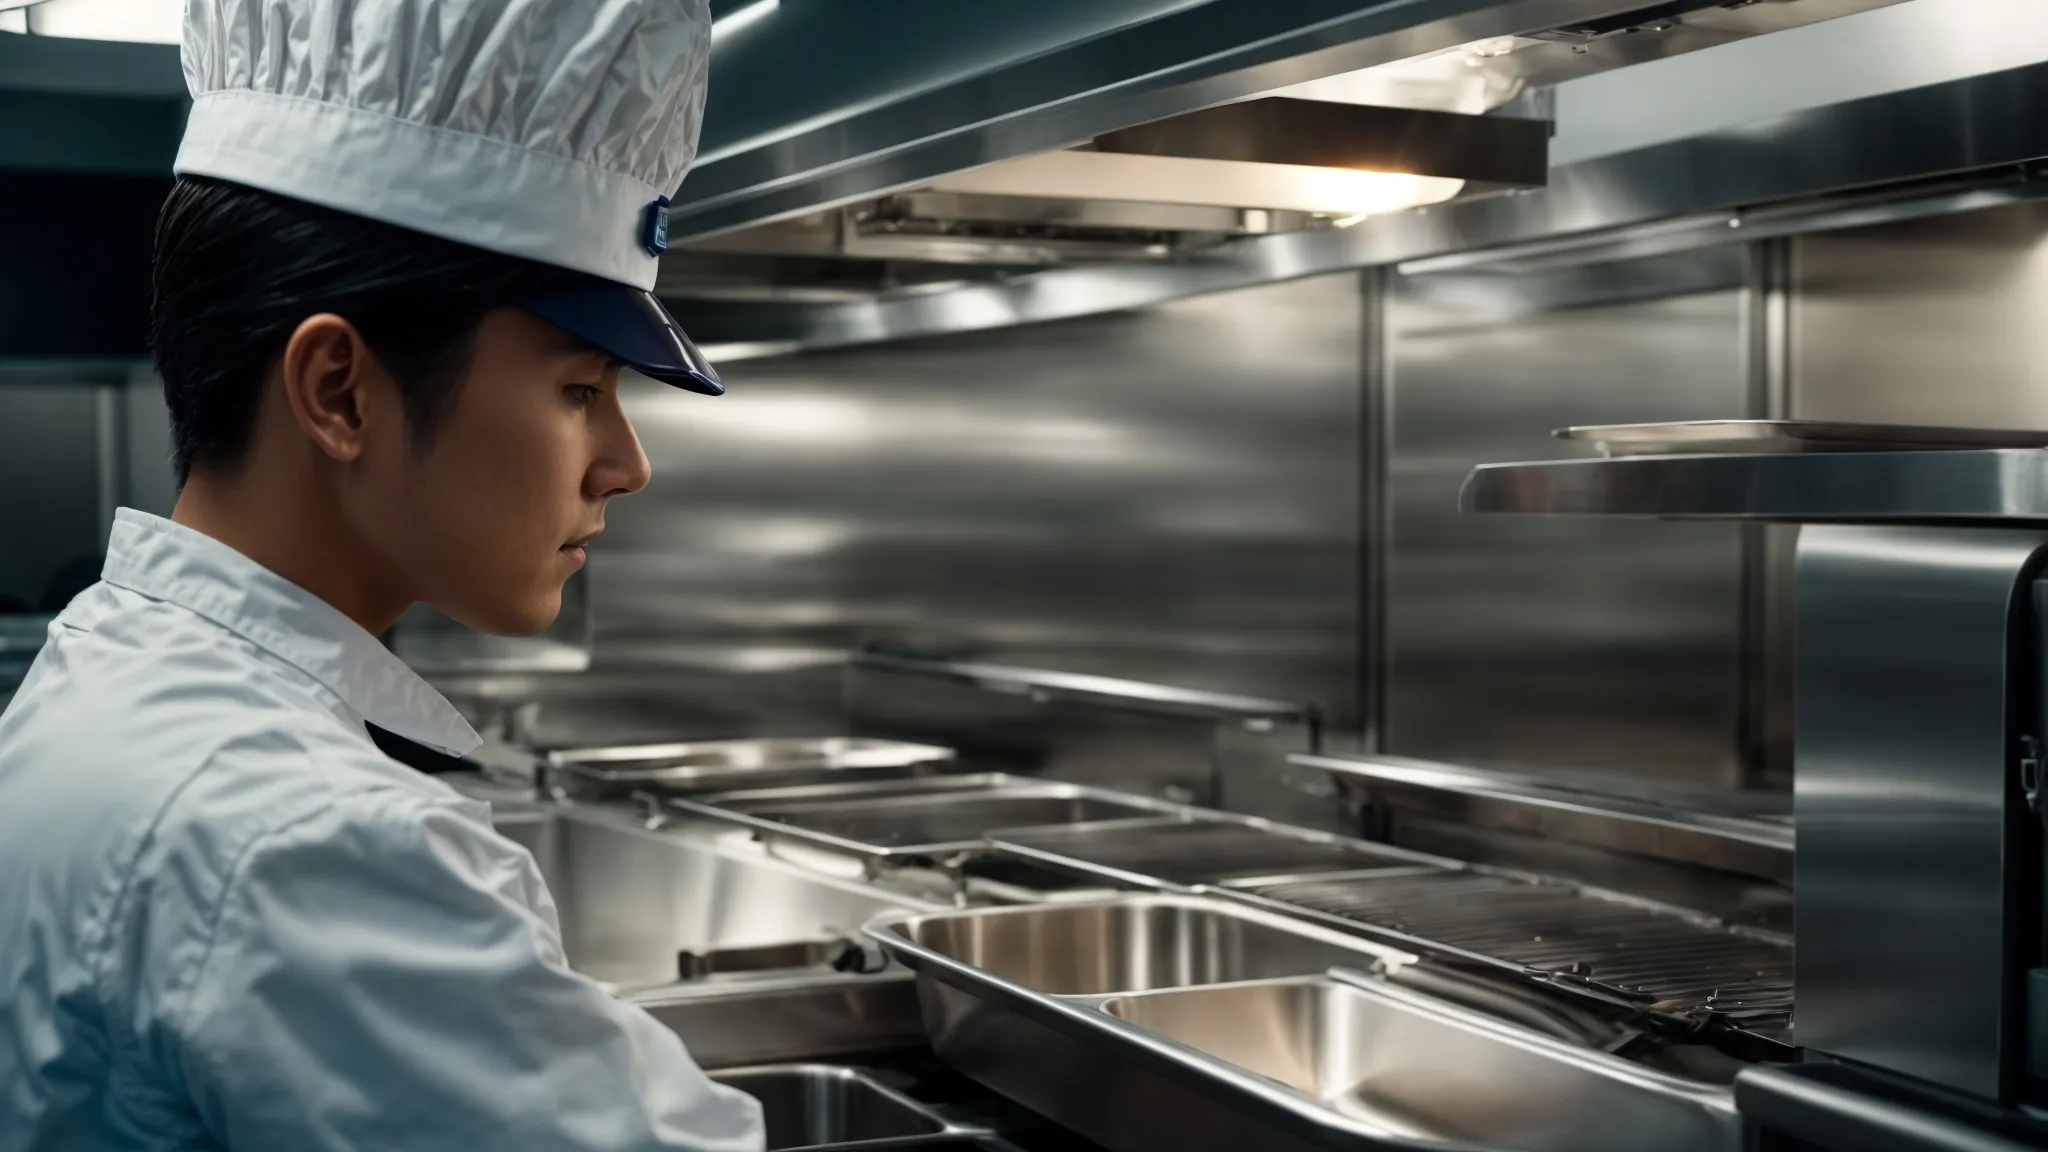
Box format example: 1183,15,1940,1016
451,769,1771,1150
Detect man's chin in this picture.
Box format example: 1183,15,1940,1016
427,591,562,639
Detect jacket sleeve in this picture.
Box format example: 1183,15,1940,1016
169,787,764,1151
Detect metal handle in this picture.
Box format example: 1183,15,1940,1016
830,936,891,974
629,789,667,829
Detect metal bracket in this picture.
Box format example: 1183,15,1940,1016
2021,735,2043,816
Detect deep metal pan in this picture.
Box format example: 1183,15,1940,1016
865,895,1737,1152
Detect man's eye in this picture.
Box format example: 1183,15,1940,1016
566,384,601,406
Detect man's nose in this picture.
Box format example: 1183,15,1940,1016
590,403,653,498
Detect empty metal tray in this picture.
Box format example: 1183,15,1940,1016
544,737,955,801
669,774,1187,861
1221,869,1794,1027
1556,419,2048,457
988,815,1441,890
709,1064,954,1150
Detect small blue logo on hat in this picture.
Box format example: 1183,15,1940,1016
642,196,671,256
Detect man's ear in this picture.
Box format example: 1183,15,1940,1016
278,313,382,463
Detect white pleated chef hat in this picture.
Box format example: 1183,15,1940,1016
174,0,726,396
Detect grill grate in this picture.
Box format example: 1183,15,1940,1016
1234,870,1794,1024
993,819,1426,887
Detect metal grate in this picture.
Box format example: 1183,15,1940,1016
1234,870,1794,1025
993,819,1427,887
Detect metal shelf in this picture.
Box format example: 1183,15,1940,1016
1459,448,2048,525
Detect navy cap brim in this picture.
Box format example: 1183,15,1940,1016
521,284,724,396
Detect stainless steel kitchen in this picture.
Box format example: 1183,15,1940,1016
4,0,2048,1149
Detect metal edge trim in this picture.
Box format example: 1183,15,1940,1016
977,836,1199,895
665,779,1199,862
1302,753,1795,854
849,651,1317,721
543,738,957,768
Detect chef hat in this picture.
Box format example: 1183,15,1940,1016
173,0,725,395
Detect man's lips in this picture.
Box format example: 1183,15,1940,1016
561,529,601,563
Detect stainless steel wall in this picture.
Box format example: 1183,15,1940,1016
1379,248,1755,787
495,272,1367,750
1791,200,2048,426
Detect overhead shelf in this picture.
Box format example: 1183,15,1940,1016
1459,448,2048,525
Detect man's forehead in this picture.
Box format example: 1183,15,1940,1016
509,307,622,368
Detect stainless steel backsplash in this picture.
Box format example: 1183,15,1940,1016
478,272,1366,754
1378,248,1755,787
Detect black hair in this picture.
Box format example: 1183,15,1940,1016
150,176,595,483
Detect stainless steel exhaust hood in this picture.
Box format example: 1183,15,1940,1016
662,0,1906,304
675,0,1908,243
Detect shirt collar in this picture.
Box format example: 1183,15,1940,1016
98,509,481,758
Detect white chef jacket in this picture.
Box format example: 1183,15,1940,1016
0,509,763,1151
